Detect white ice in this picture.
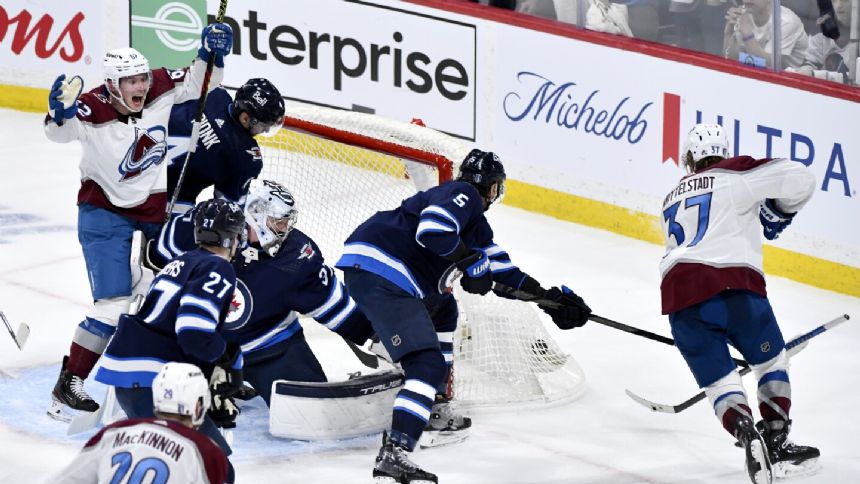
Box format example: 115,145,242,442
1,109,858,483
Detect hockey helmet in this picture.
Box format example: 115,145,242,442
103,47,151,113
682,123,729,173
232,78,285,136
244,179,298,257
457,149,506,206
152,362,210,428
193,198,247,249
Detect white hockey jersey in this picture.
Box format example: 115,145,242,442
44,59,223,223
51,417,228,484
659,156,815,314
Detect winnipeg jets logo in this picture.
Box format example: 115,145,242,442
118,126,167,181
437,263,462,295
215,118,225,128
224,279,253,331
298,242,315,260
246,147,262,162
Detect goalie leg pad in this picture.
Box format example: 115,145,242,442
269,370,403,440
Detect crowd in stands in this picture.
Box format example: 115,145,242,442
465,0,855,85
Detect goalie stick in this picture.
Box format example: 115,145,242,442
165,0,229,221
491,282,751,367
1,309,29,350
626,313,850,414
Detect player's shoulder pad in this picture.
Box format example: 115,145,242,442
271,229,324,274
75,87,119,125
149,67,188,102
706,155,775,173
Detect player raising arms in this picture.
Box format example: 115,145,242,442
51,363,228,484
334,149,592,483
164,78,285,217
660,124,819,484
95,198,246,483
44,23,234,421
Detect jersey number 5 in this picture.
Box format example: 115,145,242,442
663,193,713,248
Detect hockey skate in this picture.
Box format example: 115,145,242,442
374,432,437,484
47,356,99,422
734,415,772,484
756,420,821,478
418,397,472,448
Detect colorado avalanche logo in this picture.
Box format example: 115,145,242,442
118,126,168,181
224,279,253,331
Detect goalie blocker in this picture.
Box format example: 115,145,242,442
269,370,403,440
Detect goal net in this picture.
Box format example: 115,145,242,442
257,103,586,409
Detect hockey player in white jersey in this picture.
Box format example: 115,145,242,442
660,124,819,484
44,23,233,421
51,362,229,484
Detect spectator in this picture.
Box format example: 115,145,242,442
669,0,733,56
792,0,853,83
587,0,634,36
723,0,810,70
516,0,558,20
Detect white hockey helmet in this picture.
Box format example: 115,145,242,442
152,362,210,428
682,123,730,173
103,47,152,112
244,179,299,257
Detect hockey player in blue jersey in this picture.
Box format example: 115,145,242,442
165,77,285,216
95,198,247,483
148,179,375,406
335,149,593,483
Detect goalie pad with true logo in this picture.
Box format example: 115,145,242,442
269,370,403,440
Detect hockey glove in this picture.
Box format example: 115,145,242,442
759,199,795,241
211,342,244,398
198,23,233,68
48,74,83,125
539,285,591,330
456,249,492,295
209,394,239,429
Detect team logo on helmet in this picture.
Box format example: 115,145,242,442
224,279,253,331
119,126,167,181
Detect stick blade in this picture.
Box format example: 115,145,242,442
15,323,29,350
67,406,105,435
625,389,679,414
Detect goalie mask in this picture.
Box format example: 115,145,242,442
682,123,729,174
152,362,210,428
457,149,506,208
244,179,298,256
103,47,152,113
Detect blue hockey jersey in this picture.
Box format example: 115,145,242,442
95,248,238,388
166,87,263,212
335,181,531,298
148,204,370,355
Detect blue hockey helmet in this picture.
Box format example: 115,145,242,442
194,198,247,249
456,149,506,206
232,78,285,136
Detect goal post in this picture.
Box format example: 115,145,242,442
257,103,586,409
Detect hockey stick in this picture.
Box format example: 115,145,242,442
345,340,380,369
625,313,850,414
165,0,229,221
67,385,119,435
491,283,751,367
0,309,29,350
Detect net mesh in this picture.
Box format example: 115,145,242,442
257,103,585,408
